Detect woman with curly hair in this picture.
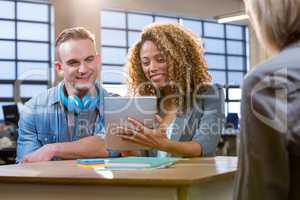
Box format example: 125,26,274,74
119,22,224,157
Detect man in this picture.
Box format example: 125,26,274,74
17,27,113,163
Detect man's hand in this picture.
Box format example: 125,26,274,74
21,143,57,163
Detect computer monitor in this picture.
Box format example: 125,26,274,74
2,104,19,127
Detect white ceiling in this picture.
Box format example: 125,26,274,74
99,0,245,20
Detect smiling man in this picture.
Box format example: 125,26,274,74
17,27,114,163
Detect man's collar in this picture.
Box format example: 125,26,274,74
48,81,63,105
48,81,103,107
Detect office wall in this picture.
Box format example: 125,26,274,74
51,0,101,83
51,0,101,49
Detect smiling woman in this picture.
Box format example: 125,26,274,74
123,22,225,158
140,40,168,89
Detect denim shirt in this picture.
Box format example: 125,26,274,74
16,81,110,163
148,84,225,157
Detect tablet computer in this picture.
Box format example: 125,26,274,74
104,96,157,151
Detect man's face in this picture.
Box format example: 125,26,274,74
56,39,100,92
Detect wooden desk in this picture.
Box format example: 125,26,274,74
0,156,237,200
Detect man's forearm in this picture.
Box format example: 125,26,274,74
51,136,108,159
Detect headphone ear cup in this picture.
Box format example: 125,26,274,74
82,94,99,110
60,86,70,111
68,95,83,113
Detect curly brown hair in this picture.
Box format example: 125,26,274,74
127,22,211,113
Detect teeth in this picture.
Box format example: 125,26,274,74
151,74,163,79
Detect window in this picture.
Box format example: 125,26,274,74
100,10,249,116
0,0,53,120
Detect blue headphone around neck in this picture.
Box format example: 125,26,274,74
60,84,100,114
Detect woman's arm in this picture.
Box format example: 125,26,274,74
189,84,225,156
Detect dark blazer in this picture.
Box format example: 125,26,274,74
234,41,300,200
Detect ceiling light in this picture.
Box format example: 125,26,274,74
215,11,249,23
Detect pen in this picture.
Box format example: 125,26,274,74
77,158,106,164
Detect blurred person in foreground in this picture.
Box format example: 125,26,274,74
234,0,300,199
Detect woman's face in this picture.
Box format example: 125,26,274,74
140,40,168,89
140,41,168,88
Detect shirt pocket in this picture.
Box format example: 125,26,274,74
37,134,57,145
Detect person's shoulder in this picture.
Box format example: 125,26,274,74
194,83,223,101
21,86,57,117
243,47,300,95
24,86,57,108
100,88,120,97
201,83,223,95
243,58,276,88
192,83,224,111
245,43,300,82
107,92,120,97
95,81,119,97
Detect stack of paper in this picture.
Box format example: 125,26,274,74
77,158,106,168
106,157,179,170
77,157,180,170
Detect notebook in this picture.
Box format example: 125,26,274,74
77,157,180,170
106,157,179,170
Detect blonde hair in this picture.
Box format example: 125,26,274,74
127,22,211,112
245,0,300,50
55,27,96,61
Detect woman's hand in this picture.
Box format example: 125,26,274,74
117,115,170,150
